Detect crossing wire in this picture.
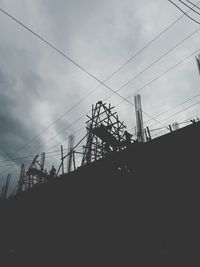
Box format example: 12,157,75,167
17,22,200,157
2,37,200,179
103,26,200,102
0,3,197,162
1,1,200,177
185,0,200,9
178,0,200,15
25,42,200,158
144,94,200,125
169,0,200,24
0,7,166,126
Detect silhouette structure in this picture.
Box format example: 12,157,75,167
0,102,200,266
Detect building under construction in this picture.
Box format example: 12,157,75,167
0,96,200,266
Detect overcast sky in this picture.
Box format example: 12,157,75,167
1,0,200,188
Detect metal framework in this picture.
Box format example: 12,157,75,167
81,101,132,166
57,135,76,176
17,153,49,192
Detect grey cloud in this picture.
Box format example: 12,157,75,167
0,68,45,154
0,0,200,189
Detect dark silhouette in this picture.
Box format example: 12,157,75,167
49,165,56,177
1,111,200,266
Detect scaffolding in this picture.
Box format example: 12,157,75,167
81,101,133,166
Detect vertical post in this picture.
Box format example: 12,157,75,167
67,135,75,173
72,151,76,171
195,54,200,76
81,123,93,166
134,94,145,142
61,145,64,175
146,127,152,140
39,152,45,183
40,152,45,172
168,125,173,132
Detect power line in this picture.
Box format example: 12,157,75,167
103,26,200,102
31,42,200,156
25,120,86,158
185,0,200,10
31,24,200,154
145,94,200,125
178,0,200,15
1,0,198,170
143,99,200,135
109,46,200,126
0,154,62,168
147,112,200,137
0,2,199,176
169,0,200,24
2,99,200,180
185,110,200,119
132,47,200,94
155,99,200,123
0,6,172,160
0,149,70,163
14,38,200,165
21,22,200,158
1,2,197,157
129,94,200,132
46,94,200,155
0,7,165,126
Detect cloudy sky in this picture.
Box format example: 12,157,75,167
1,0,200,188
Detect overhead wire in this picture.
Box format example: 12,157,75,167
142,112,200,138
139,99,200,140
185,0,200,9
156,99,200,122
0,154,62,168
2,37,200,179
46,92,200,157
2,100,200,183
22,24,200,156
129,94,200,133
186,108,200,118
103,26,200,102
0,2,198,165
0,149,69,163
169,0,200,24
114,44,200,109
30,42,200,157
145,99,200,133
1,1,200,178
178,0,200,15
144,94,200,125
0,7,166,132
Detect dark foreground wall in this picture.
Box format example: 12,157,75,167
1,122,200,266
